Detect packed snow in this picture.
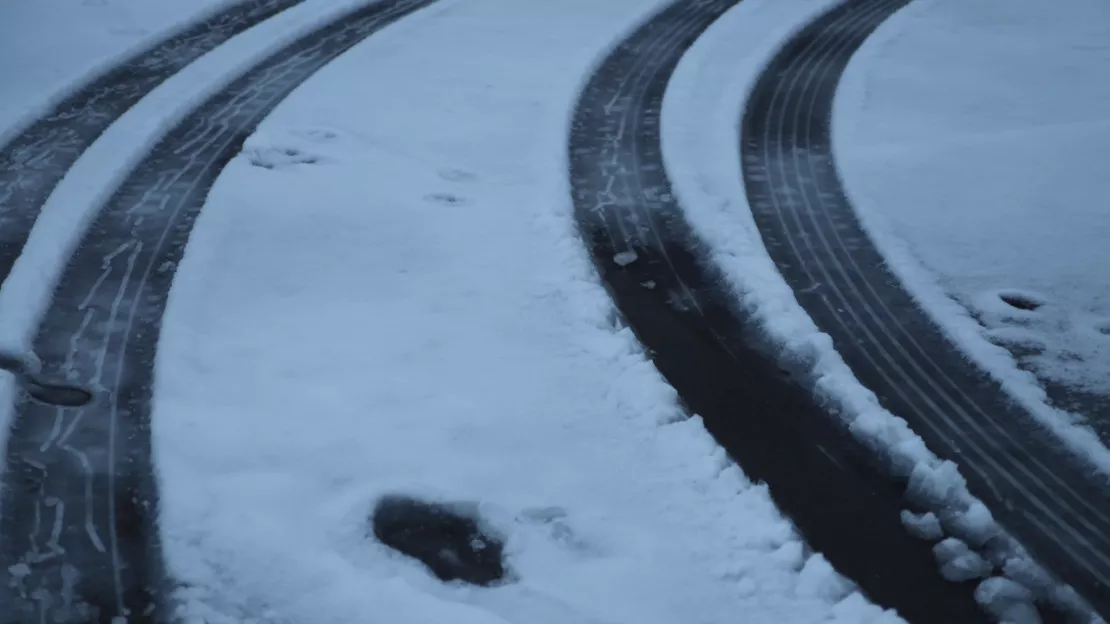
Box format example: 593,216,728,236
0,0,228,142
834,0,1110,459
0,0,383,436
660,0,1093,617
143,0,900,622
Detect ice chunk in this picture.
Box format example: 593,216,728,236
933,538,992,582
975,577,1040,624
613,251,638,266
900,510,943,540
906,460,966,507
949,500,998,547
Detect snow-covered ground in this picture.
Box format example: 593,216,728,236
0,0,391,452
0,0,229,142
834,0,1110,445
661,0,1094,618
149,0,898,622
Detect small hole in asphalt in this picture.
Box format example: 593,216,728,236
999,293,1042,312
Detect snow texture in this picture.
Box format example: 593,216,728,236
660,0,1093,615
933,538,993,583
900,511,943,541
975,577,1040,624
834,0,1110,473
0,0,382,442
147,0,900,622
0,0,229,143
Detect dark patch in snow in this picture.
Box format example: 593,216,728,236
998,292,1044,312
425,192,469,206
372,495,507,586
983,328,1046,357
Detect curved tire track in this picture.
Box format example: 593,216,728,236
0,0,307,285
569,1,988,622
0,0,436,621
740,0,1110,617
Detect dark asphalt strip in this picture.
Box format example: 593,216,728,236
741,0,1110,617
0,0,309,286
569,1,987,621
0,0,436,621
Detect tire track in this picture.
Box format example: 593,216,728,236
740,0,1110,617
0,0,308,286
568,1,988,621
0,0,436,621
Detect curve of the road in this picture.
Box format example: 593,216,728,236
0,0,307,286
739,0,1110,617
0,0,436,621
569,1,994,622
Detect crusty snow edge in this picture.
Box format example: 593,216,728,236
659,0,1097,618
831,0,1110,482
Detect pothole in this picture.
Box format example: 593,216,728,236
372,494,507,586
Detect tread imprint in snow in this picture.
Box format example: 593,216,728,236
0,0,309,285
740,0,1110,617
0,0,437,621
568,0,990,621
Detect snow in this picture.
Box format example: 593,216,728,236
900,510,943,541
659,0,1090,615
0,0,229,143
662,0,942,484
833,0,1110,471
0,0,381,440
975,577,1040,624
150,0,899,622
934,538,993,583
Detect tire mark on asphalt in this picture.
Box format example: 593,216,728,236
0,0,437,621
569,1,989,621
0,0,308,287
740,0,1110,616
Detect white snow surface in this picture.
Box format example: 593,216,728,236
663,0,945,514
153,0,899,622
900,510,943,541
0,0,230,143
834,0,1110,467
660,0,1092,616
0,0,385,460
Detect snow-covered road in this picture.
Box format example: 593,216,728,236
0,0,897,622
1,0,1108,621
152,0,896,622
835,0,1110,444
